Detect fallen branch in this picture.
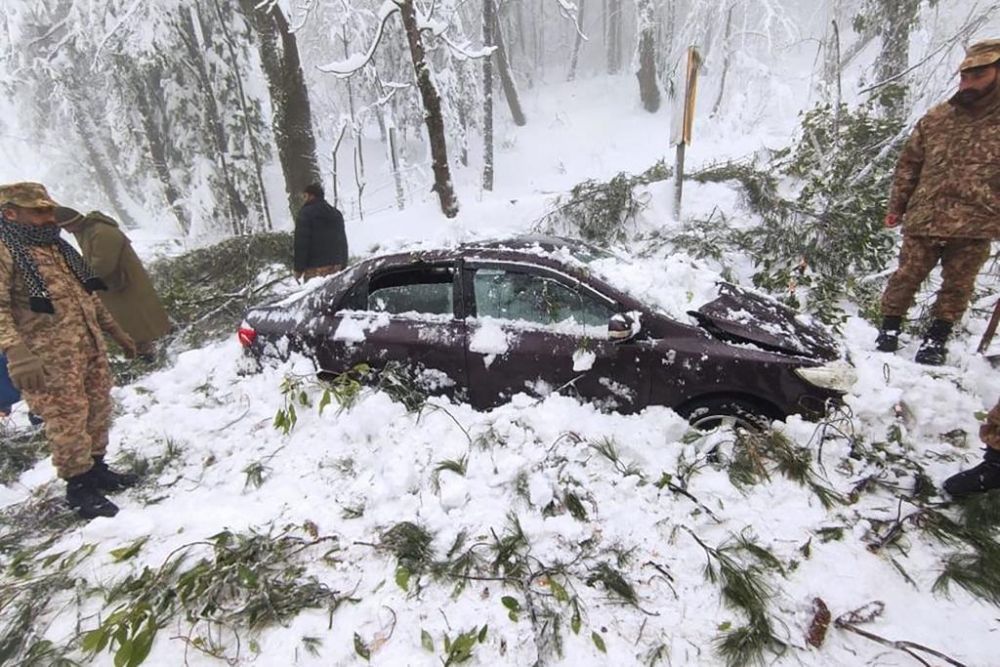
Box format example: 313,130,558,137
834,603,966,667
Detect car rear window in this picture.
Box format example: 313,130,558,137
367,266,455,316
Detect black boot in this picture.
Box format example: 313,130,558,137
88,456,139,493
943,448,1000,497
915,319,953,366
875,316,903,352
66,473,119,519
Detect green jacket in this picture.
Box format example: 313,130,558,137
72,212,170,344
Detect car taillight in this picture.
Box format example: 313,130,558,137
237,324,257,348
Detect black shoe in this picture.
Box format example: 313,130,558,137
875,316,902,352
943,448,1000,497
915,319,953,366
66,474,119,519
88,456,139,493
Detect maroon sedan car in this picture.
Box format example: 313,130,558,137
238,236,854,426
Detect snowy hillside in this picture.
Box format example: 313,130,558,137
5,0,1000,658
3,66,1000,667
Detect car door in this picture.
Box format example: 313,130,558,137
315,262,469,402
463,262,648,412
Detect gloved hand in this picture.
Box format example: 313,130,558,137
105,324,137,359
884,213,902,228
981,405,1000,449
6,343,45,392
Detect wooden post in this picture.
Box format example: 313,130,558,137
978,298,1000,354
674,142,685,221
670,46,701,221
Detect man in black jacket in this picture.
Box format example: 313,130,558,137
293,183,348,281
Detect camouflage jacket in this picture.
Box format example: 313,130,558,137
888,89,1000,239
0,242,117,356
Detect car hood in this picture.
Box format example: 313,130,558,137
688,283,839,360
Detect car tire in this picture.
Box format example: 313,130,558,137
676,396,778,432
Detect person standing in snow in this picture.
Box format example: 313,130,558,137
55,207,171,363
874,39,1000,366
293,183,348,282
944,400,1000,496
0,183,138,519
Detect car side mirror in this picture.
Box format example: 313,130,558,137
609,311,641,342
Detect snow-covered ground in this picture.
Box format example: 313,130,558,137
4,67,1000,666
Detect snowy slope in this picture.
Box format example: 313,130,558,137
4,67,1000,667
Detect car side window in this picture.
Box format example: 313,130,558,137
473,268,612,327
367,267,455,316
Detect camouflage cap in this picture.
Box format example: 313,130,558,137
0,182,58,209
960,39,1000,72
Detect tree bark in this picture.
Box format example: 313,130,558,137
607,0,623,74
635,0,660,112
130,61,192,234
567,0,586,82
492,9,527,126
64,53,140,230
71,110,141,230
399,0,459,218
483,0,495,191
239,0,322,222
212,0,271,232
177,5,247,235
710,4,734,117
874,0,920,120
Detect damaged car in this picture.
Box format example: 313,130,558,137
238,236,855,426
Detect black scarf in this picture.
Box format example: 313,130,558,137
0,215,106,313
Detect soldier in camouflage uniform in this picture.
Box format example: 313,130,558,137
876,39,1000,365
0,183,138,519
944,400,1000,496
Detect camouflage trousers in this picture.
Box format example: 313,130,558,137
302,264,342,280
982,400,1000,451
20,335,113,479
880,235,991,323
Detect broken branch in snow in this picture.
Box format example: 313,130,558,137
834,604,967,667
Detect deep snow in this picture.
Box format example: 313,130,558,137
4,45,1000,667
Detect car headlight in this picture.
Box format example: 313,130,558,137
794,360,857,392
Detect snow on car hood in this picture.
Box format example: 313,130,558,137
690,283,839,360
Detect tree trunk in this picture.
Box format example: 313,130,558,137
492,10,527,126
607,0,622,74
177,5,247,235
131,62,192,235
71,110,141,230
399,0,459,218
514,1,530,86
483,0,495,191
635,0,660,112
710,4,734,117
212,0,271,232
64,52,140,230
567,0,586,82
389,124,406,209
830,20,843,142
239,0,322,222
874,0,920,120
331,122,348,208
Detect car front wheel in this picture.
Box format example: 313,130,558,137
676,396,779,432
